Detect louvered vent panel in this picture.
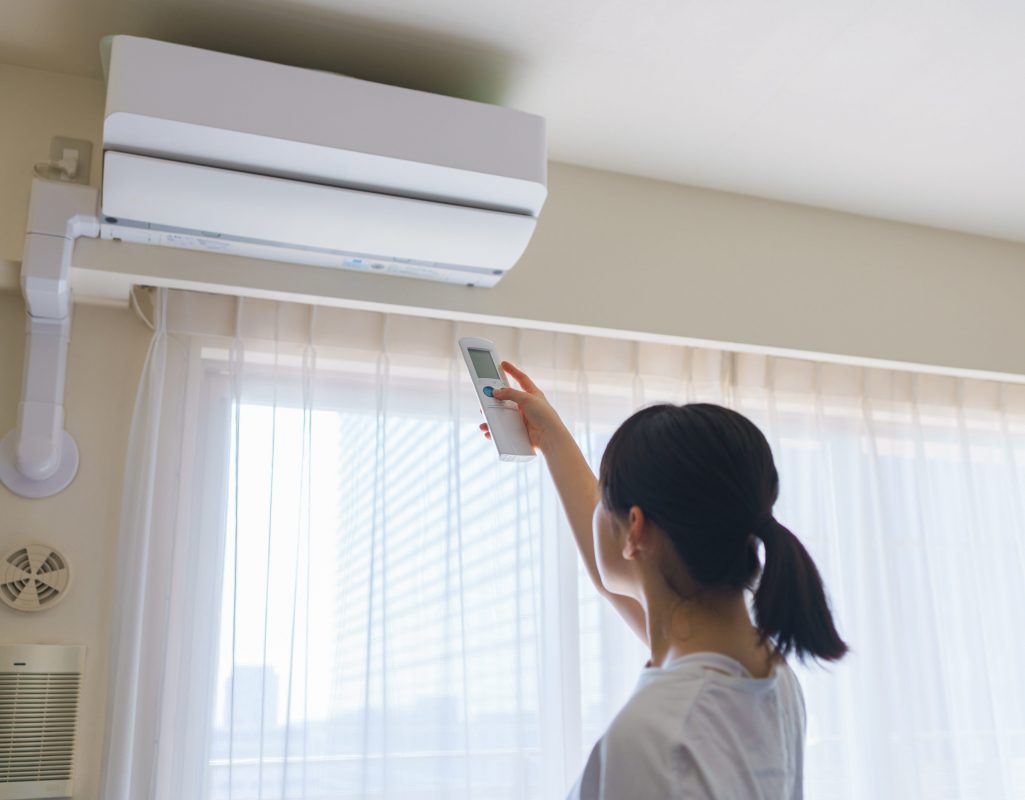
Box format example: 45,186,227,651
0,645,83,800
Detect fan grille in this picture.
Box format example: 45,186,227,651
1,545,70,612
0,645,84,798
0,672,80,784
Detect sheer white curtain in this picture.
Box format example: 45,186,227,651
102,288,1025,800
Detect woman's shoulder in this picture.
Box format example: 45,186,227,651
574,667,710,800
621,653,805,739
606,658,717,741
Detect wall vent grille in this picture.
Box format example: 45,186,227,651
1,545,71,612
0,645,83,800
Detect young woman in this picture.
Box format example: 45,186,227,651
481,362,848,800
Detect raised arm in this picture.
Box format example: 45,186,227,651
486,362,648,645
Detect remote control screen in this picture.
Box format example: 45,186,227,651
469,348,500,379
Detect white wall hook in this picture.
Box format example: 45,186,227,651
0,178,99,499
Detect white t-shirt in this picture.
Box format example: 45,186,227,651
567,652,806,800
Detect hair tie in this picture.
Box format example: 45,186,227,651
753,514,777,543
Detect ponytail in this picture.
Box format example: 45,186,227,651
753,516,848,662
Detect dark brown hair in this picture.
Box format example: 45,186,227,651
599,403,848,662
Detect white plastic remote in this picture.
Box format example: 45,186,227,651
458,337,535,462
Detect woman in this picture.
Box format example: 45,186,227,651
481,362,848,800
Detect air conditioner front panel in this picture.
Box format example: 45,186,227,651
104,115,548,216
101,152,537,275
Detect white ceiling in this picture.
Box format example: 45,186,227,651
4,0,1025,241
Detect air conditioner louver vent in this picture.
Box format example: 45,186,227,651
1,545,70,612
0,645,84,800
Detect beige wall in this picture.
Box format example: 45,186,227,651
2,56,1025,799
5,61,1025,381
0,64,105,284
0,294,151,800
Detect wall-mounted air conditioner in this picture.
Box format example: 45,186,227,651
99,35,548,288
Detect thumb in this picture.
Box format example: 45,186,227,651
492,386,531,404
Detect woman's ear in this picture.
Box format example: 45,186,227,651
622,505,648,560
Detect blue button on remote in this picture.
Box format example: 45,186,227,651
483,386,494,397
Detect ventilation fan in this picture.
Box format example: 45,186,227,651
0,544,71,612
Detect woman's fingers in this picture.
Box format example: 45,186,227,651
479,364,538,440
501,361,539,394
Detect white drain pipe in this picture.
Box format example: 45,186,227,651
0,178,98,498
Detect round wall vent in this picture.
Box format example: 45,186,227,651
1,544,71,612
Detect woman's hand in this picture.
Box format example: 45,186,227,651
478,362,568,453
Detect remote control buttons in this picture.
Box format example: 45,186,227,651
483,386,495,397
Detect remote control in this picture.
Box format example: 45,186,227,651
458,337,535,462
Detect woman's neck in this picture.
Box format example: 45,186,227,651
642,580,767,673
